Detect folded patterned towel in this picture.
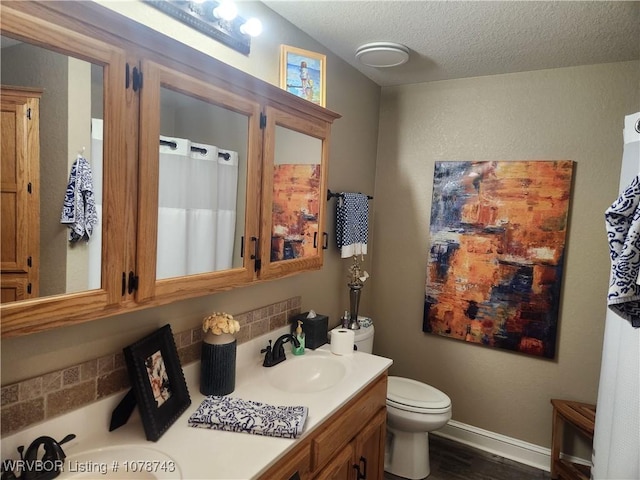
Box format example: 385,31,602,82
188,396,308,439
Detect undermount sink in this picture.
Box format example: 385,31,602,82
265,354,347,393
59,445,181,479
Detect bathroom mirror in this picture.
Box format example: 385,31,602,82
0,34,105,304
156,86,248,279
270,124,323,262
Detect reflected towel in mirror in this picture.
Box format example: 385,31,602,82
60,155,98,242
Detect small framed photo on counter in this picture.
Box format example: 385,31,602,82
123,324,191,441
280,44,326,107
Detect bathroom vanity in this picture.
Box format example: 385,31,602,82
0,329,392,479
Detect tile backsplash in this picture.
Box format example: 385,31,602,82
0,296,301,436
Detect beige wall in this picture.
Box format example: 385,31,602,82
65,58,93,293
0,1,380,384
372,60,640,449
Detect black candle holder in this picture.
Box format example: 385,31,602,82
200,336,236,396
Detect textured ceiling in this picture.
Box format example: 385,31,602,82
263,1,640,87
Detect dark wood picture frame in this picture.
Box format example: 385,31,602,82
123,324,191,441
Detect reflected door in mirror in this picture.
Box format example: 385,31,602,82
0,35,105,303
1,87,41,302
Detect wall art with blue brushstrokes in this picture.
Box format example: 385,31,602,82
423,160,574,358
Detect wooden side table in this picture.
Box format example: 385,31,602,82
550,399,596,480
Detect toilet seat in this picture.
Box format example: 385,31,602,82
387,376,451,413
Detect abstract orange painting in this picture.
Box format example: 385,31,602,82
271,164,321,262
423,161,574,358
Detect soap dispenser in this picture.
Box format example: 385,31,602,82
292,320,305,355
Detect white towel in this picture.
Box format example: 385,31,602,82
606,174,640,327
336,192,369,258
188,396,308,439
60,156,98,242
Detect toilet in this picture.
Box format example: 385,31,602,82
351,324,452,480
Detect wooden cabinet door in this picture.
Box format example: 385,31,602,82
259,105,331,280
259,442,312,480
314,408,386,480
1,88,41,302
135,60,261,304
353,408,386,480
314,443,354,480
0,3,128,337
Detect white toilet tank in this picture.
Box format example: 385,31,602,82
328,322,375,353
353,324,375,353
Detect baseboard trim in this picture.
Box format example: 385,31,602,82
432,420,591,473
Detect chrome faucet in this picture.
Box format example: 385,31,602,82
261,334,300,367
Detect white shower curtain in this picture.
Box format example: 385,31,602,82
157,136,189,279
216,149,239,271
186,142,219,275
592,112,640,480
157,136,238,279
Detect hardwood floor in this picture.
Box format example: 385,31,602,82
384,434,551,480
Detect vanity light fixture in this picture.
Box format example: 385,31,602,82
355,42,410,68
145,0,262,55
211,0,263,39
240,17,263,38
212,1,238,21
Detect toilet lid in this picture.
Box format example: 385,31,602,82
387,376,451,411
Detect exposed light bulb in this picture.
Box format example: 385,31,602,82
240,17,262,37
213,1,237,21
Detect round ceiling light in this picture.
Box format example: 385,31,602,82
355,42,410,68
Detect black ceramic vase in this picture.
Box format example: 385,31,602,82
200,333,236,396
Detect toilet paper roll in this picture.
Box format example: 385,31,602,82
330,328,355,355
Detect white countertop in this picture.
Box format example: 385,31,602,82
1,326,392,479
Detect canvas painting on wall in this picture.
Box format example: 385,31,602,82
279,45,326,107
423,160,574,358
